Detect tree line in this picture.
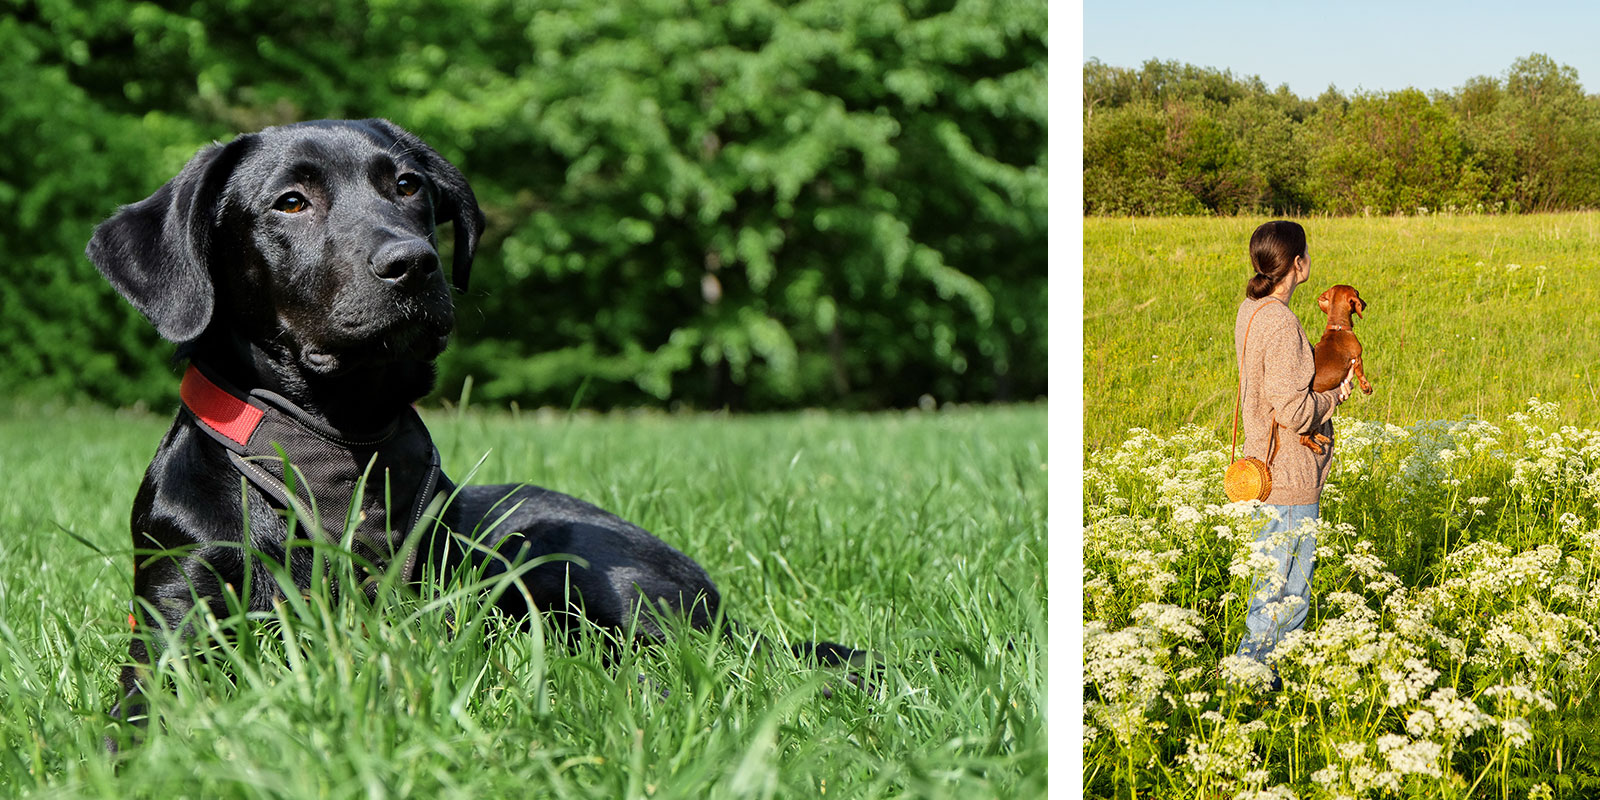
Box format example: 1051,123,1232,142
0,0,1045,412
1084,54,1600,216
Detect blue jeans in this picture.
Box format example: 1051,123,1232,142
1236,503,1319,663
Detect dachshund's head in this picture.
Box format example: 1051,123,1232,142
1317,284,1366,321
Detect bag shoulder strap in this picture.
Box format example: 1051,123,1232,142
1232,298,1284,465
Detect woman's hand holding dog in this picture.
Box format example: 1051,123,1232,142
1335,360,1355,403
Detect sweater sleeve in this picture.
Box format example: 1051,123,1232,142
1259,310,1332,436
1313,388,1341,427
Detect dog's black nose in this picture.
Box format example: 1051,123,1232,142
370,240,440,286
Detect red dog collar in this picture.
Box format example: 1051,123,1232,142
180,365,265,446
174,362,445,583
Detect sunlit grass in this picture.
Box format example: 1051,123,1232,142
1084,213,1600,450
0,404,1046,798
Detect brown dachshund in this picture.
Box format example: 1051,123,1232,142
1303,284,1372,454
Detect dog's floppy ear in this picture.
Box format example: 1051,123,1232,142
1352,292,1366,319
1316,287,1334,315
367,119,484,292
86,136,253,344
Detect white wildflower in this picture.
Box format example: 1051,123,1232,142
1325,591,1369,615
1132,602,1205,642
1314,739,1397,795
1379,657,1440,708
1231,784,1299,800
1173,505,1203,526
1405,709,1437,738
1338,537,1402,596
1498,717,1534,749
1482,683,1557,712
1310,765,1338,787
1176,715,1263,790
1419,687,1490,740
1219,655,1276,691
1334,741,1365,761
1374,734,1443,777
1082,621,1172,742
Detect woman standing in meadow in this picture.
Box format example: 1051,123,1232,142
1233,220,1355,685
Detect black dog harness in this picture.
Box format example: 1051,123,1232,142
178,363,445,580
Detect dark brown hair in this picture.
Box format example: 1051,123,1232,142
1245,220,1307,299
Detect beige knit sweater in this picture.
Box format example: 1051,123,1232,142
1234,296,1339,505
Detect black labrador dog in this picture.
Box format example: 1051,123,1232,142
88,118,865,728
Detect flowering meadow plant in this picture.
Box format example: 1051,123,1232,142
1083,399,1600,799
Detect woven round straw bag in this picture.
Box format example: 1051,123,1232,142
1225,299,1280,503
1224,455,1272,502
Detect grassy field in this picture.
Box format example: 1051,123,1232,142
0,404,1046,798
1083,213,1600,798
1084,213,1600,450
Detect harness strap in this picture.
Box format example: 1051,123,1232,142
178,363,444,569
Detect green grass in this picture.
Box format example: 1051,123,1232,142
1084,213,1600,450
0,404,1046,798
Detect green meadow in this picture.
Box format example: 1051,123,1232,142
0,405,1046,798
1084,213,1600,450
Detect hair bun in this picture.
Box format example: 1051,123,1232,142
1246,221,1307,299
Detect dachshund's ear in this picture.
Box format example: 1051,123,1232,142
1352,293,1366,319
86,136,254,344
1317,287,1334,315
367,119,484,292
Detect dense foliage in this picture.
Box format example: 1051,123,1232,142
0,0,1046,411
1084,54,1600,217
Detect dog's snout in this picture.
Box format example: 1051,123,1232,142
369,240,440,286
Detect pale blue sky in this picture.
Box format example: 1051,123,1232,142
1082,1,1600,97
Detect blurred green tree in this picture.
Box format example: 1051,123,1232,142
0,0,1048,411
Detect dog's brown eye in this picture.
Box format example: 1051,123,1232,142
273,192,309,213
397,175,421,197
